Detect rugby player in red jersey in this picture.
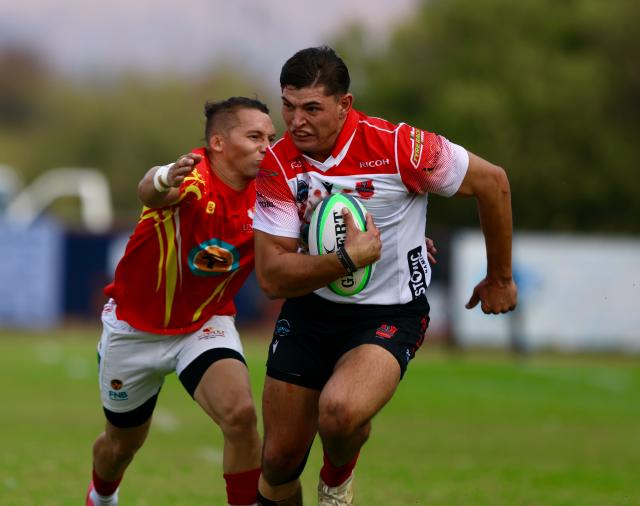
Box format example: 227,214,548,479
252,47,517,505
86,97,276,506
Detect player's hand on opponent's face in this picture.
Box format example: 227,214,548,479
465,277,518,314
169,153,202,187
342,208,382,268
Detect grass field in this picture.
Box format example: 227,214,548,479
1,326,639,506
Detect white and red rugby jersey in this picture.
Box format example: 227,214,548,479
105,148,256,334
254,109,469,305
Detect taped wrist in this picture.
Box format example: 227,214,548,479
153,164,171,192
336,245,357,274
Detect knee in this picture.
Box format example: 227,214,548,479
105,436,144,464
318,397,366,440
218,399,258,437
261,442,308,486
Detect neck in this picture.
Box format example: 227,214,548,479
209,156,248,191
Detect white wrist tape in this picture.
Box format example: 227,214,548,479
152,164,171,193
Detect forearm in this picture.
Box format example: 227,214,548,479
138,165,180,208
257,249,348,299
476,168,513,282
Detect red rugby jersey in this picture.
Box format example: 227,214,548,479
105,147,255,334
254,109,468,305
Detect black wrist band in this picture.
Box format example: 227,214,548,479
336,245,358,274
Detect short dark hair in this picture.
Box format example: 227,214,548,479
204,96,269,141
280,46,350,96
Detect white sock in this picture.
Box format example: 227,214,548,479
90,488,119,505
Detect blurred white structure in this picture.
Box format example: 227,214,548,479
0,165,23,213
451,231,640,353
4,168,113,232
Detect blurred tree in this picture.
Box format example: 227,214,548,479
0,63,271,226
337,0,640,233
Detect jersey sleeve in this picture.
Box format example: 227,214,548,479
397,125,469,197
253,151,301,238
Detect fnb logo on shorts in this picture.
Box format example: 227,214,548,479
109,378,128,400
407,246,428,299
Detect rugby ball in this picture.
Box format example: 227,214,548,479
308,193,374,296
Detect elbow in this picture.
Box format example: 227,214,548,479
491,165,511,197
256,270,283,300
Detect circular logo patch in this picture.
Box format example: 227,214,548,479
189,239,239,276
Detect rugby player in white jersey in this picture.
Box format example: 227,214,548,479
252,46,518,505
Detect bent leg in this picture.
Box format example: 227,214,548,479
259,376,320,503
318,344,401,466
192,357,261,474
93,418,152,481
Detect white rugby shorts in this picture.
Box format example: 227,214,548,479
97,299,245,413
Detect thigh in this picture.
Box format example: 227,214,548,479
320,343,401,425
192,357,255,425
103,416,153,450
176,314,248,398
98,304,169,414
265,295,338,390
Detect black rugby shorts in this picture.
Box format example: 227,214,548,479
266,292,430,390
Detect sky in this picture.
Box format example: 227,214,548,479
0,0,418,81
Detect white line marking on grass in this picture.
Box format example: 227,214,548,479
198,446,223,464
153,409,180,432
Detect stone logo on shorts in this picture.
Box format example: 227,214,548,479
407,246,428,299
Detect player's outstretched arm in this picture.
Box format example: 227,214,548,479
137,153,202,208
455,151,517,314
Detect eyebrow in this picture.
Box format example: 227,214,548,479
281,96,323,108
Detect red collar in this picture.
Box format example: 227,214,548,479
279,109,360,162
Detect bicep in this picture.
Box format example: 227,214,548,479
455,151,505,198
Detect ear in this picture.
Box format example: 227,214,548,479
209,134,224,153
338,93,353,120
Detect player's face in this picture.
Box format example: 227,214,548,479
222,108,276,181
281,85,352,161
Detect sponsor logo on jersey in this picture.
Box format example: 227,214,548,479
355,180,375,199
296,179,309,203
359,158,390,168
110,379,123,390
189,239,240,276
407,246,428,299
410,128,425,169
375,324,398,339
206,201,216,214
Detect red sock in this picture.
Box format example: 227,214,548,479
223,467,261,505
320,449,359,487
92,467,122,496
